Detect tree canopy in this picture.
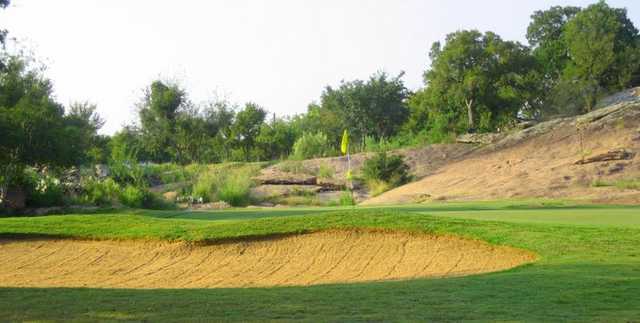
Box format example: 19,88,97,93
416,30,540,135
0,56,102,188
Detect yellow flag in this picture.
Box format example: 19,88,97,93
341,130,349,155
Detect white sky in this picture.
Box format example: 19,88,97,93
2,0,640,134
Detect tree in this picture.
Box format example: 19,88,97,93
0,0,9,46
0,56,78,196
422,30,540,134
64,101,106,164
171,105,208,164
230,103,267,161
138,81,186,162
256,115,298,160
318,71,409,145
527,6,581,82
562,1,640,112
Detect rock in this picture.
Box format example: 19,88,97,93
608,163,626,174
575,149,635,165
190,201,231,210
514,121,537,130
162,191,178,202
251,185,324,199
95,164,110,178
2,187,26,210
254,168,317,185
456,133,503,145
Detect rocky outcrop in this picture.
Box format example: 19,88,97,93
575,149,635,165
456,133,503,145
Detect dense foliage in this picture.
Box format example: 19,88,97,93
362,152,411,188
2,0,640,210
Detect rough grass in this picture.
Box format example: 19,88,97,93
0,201,639,321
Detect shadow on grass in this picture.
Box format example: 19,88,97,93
134,207,336,221
1,263,638,322
132,202,640,222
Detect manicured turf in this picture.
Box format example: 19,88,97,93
1,202,639,321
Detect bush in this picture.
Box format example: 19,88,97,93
217,168,254,206
119,185,146,208
191,168,227,203
291,132,334,160
366,179,391,197
362,151,411,188
80,178,121,206
614,179,640,190
118,185,174,209
23,169,65,207
339,190,356,206
190,165,259,206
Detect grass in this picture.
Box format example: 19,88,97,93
190,164,261,206
591,177,640,190
0,201,640,321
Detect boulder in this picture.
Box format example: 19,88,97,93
2,187,26,210
575,149,635,165
162,191,178,202
456,133,503,145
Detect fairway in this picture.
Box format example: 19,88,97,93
0,201,639,321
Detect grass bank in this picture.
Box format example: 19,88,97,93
0,202,639,321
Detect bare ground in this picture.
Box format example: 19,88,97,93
0,231,534,289
364,92,640,205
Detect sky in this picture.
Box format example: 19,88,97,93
2,0,640,135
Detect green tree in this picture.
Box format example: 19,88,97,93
527,6,581,83
422,30,540,135
291,103,343,148
256,115,298,160
171,105,208,164
138,81,186,162
318,71,409,145
230,102,267,161
0,56,76,194
562,1,640,112
64,101,106,164
0,0,9,46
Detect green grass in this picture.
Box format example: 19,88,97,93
1,201,640,321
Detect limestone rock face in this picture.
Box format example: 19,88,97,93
456,133,503,145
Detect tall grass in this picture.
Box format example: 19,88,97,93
190,164,261,206
217,167,255,206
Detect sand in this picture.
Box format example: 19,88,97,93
0,231,534,289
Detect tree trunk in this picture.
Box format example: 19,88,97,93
466,99,475,132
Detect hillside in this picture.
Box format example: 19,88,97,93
363,88,640,205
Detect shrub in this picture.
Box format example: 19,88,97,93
317,163,334,179
614,179,640,190
217,168,254,207
291,132,334,160
81,178,121,206
23,169,65,207
366,179,391,197
192,171,220,203
109,159,146,187
119,185,146,208
339,191,356,206
362,151,411,188
190,165,259,206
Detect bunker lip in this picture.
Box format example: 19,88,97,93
0,230,536,289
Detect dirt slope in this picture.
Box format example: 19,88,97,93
0,231,533,289
364,89,640,205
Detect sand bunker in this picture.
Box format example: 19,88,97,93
0,231,534,289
